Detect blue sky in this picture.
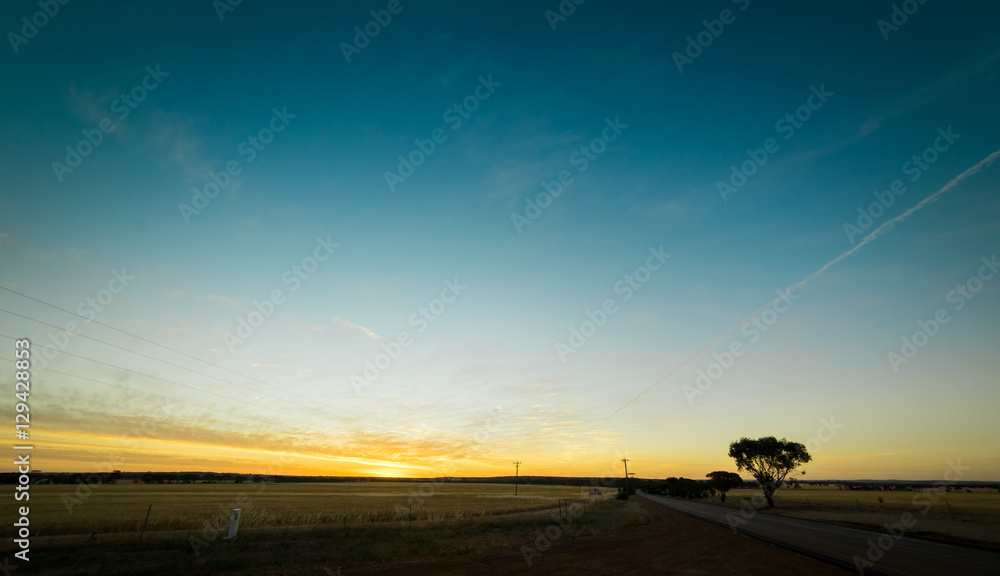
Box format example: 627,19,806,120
1,0,999,480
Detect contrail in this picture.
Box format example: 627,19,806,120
595,147,1000,429
332,316,383,341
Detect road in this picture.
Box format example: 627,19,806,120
638,490,1000,576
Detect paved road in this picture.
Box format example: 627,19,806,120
638,491,1000,576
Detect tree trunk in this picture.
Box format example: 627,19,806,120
764,489,775,508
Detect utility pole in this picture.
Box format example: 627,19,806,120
622,458,630,500
513,461,521,495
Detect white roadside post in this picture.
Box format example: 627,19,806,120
223,508,241,540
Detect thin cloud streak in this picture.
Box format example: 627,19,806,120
332,316,383,341
597,146,1000,428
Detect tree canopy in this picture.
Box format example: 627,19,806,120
705,471,743,502
728,436,810,507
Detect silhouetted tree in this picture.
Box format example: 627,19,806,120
662,477,711,499
705,471,743,503
728,437,811,508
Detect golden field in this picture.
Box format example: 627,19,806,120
716,486,1000,546
19,481,596,537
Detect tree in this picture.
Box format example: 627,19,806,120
661,477,711,499
706,471,743,503
728,437,811,507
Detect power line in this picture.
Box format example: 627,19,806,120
0,355,279,428
513,460,521,495
0,332,344,431
0,304,360,426
0,285,365,417
0,285,373,421
622,458,631,500
0,286,465,443
0,355,478,477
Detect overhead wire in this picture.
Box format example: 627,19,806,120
0,332,346,432
0,285,361,420
0,304,363,426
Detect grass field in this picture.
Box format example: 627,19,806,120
706,486,1000,547
16,481,600,538
7,487,636,576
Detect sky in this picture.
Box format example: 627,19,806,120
1,0,999,482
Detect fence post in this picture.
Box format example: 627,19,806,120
223,508,241,540
138,504,152,543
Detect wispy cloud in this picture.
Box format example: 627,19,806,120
778,49,1000,168
65,76,209,178
857,49,1000,138
200,293,240,305
800,147,1000,285
332,316,383,341
141,110,212,181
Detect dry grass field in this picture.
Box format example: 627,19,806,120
9,496,859,576
710,485,1000,546
20,481,597,537
8,486,630,576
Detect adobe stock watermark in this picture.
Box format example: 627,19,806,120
62,397,176,514
179,106,296,223
804,417,843,455
672,0,751,73
340,0,412,63
213,0,244,22
852,459,969,575
384,75,501,191
877,0,930,41
511,116,628,233
223,237,339,353
521,502,585,566
395,405,507,520
521,456,624,566
887,254,997,373
684,288,799,404
544,0,586,31
351,278,467,393
717,84,832,202
52,65,169,183
34,268,137,369
726,416,837,532
189,451,296,556
7,0,71,54
555,246,670,362
843,127,959,244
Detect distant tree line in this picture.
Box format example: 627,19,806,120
2,471,995,493
0,471,271,485
0,471,632,487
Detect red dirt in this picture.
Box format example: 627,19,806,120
331,497,850,575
